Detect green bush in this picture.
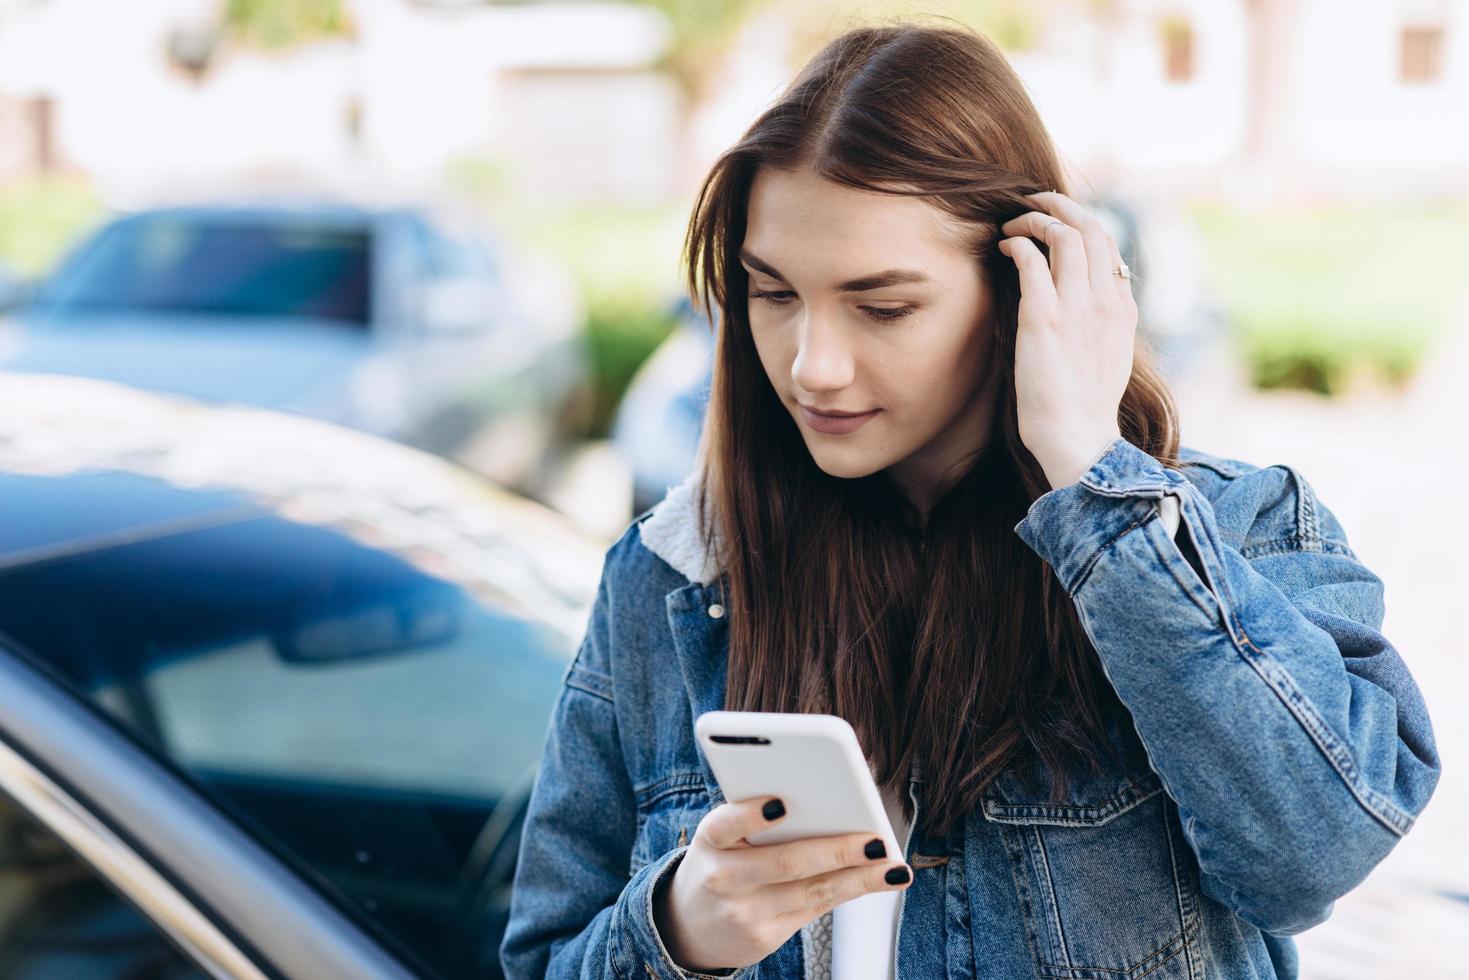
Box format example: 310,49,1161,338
0,176,105,277
223,0,352,50
471,187,691,437
582,299,681,438
1188,197,1469,396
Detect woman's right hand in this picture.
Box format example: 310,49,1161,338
650,795,913,973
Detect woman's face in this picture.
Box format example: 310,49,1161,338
742,164,1001,507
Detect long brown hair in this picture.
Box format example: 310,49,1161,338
681,20,1183,839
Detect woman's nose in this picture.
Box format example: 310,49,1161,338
791,315,855,394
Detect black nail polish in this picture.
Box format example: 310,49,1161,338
864,838,886,860
762,798,785,821
885,865,911,885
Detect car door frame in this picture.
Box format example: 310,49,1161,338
0,640,422,980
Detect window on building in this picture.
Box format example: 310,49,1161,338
28,97,55,172
1400,24,1445,83
1160,16,1194,83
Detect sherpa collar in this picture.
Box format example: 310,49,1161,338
638,469,723,586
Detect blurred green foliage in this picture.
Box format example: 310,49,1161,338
636,0,761,102
1189,198,1469,395
631,0,1047,104
490,195,690,438
0,176,105,277
581,298,682,439
960,0,1044,50
223,0,352,50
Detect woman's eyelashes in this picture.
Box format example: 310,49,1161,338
747,289,915,322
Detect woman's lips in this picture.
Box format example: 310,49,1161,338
798,404,881,434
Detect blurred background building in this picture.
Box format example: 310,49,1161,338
0,0,1466,974
3,0,1467,201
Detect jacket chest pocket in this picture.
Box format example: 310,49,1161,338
629,771,714,876
982,763,1201,980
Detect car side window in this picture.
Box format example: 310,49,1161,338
0,509,576,979
0,792,208,978
407,214,492,281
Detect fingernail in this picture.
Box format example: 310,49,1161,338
885,865,911,885
864,838,886,860
762,798,785,821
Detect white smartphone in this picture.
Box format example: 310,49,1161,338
693,710,901,856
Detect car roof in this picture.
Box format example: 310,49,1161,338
0,371,603,637
111,200,398,230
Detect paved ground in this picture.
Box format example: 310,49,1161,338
1170,293,1469,977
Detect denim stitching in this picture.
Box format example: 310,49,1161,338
1000,783,1197,978
635,770,707,809
983,771,1162,826
565,662,615,703
1001,824,1048,968
1161,795,1201,980
1232,632,1414,836
1240,536,1356,559
1035,918,1198,979
1031,826,1073,966
1176,454,1252,479
1129,470,1414,838
1281,465,1321,547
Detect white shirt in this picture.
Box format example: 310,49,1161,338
829,777,910,979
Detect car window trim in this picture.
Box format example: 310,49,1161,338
0,735,268,979
0,643,420,980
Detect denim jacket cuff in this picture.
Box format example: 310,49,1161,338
618,844,752,979
1013,436,1189,594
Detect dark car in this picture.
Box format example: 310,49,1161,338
0,196,591,499
0,371,604,978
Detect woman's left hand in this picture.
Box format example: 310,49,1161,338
998,191,1138,490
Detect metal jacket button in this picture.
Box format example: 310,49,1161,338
707,603,725,619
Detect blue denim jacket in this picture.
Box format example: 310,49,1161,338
500,436,1441,979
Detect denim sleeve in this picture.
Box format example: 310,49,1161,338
500,540,751,979
1013,436,1441,937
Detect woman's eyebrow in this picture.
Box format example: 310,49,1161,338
738,249,931,293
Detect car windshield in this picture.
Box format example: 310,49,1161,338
35,217,372,324
0,470,578,978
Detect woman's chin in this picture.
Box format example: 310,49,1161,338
806,443,890,481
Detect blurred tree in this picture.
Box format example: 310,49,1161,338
636,0,766,104
0,176,104,277
222,0,354,50
635,0,1078,108
782,0,1056,69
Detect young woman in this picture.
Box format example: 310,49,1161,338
500,21,1440,980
